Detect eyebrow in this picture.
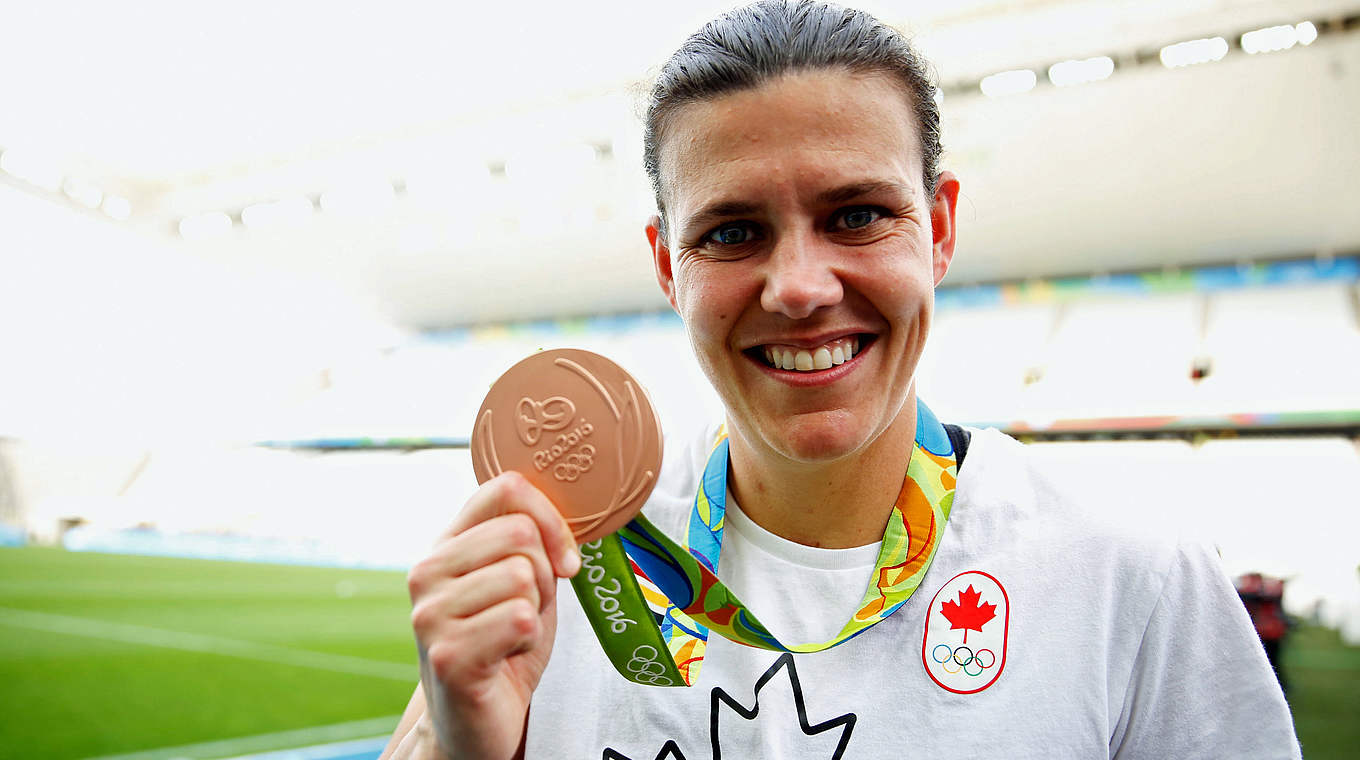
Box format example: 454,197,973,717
678,200,763,237
816,180,916,204
676,179,918,238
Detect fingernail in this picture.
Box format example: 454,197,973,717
561,546,581,577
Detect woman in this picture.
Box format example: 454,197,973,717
385,3,1298,758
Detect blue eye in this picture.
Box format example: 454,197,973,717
840,208,882,229
706,223,756,245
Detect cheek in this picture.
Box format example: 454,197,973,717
856,265,933,320
675,263,744,328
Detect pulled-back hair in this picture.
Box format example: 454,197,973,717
643,0,941,230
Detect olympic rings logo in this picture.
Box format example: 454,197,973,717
931,644,996,677
553,445,595,481
626,644,674,686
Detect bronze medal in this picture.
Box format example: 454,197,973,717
470,349,664,543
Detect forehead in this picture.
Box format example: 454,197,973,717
657,69,924,216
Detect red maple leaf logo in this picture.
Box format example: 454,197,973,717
940,585,996,644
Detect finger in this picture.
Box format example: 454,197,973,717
449,472,581,577
412,513,555,612
423,597,542,686
427,554,543,621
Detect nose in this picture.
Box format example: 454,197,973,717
759,232,844,320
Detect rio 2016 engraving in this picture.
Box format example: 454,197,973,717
515,395,575,446
580,539,636,634
532,420,595,474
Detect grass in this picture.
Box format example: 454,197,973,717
0,547,416,758
1285,624,1360,759
1,546,1356,758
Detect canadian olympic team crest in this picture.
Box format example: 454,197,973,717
922,570,1009,694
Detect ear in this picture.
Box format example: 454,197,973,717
929,170,961,287
646,215,680,311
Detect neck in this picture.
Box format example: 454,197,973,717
725,399,918,549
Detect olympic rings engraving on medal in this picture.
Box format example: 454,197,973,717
515,396,575,446
930,643,997,678
626,644,675,686
552,444,596,481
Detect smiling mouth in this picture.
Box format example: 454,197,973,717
748,335,872,372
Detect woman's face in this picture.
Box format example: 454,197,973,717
648,68,959,466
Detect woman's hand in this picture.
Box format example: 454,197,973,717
385,471,581,760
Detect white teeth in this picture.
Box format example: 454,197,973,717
761,336,861,372
756,337,859,372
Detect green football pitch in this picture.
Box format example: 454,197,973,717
1,546,1356,758
0,547,416,759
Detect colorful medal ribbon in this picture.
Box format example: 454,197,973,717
569,398,957,687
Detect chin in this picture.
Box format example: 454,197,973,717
763,412,877,464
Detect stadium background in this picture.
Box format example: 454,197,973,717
1,0,1357,757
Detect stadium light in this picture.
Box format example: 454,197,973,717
1047,56,1115,87
0,148,63,192
1241,25,1298,54
178,211,233,241
980,69,1037,97
62,177,104,209
1159,37,1229,68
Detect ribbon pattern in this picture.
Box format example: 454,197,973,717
570,398,958,686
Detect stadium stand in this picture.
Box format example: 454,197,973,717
1198,282,1360,413
1026,292,1204,420
916,302,1057,426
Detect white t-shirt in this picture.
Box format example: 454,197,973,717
527,426,1301,759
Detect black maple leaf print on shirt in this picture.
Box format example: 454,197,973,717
603,739,688,760
602,653,857,760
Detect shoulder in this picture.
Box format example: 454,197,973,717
950,427,1210,617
